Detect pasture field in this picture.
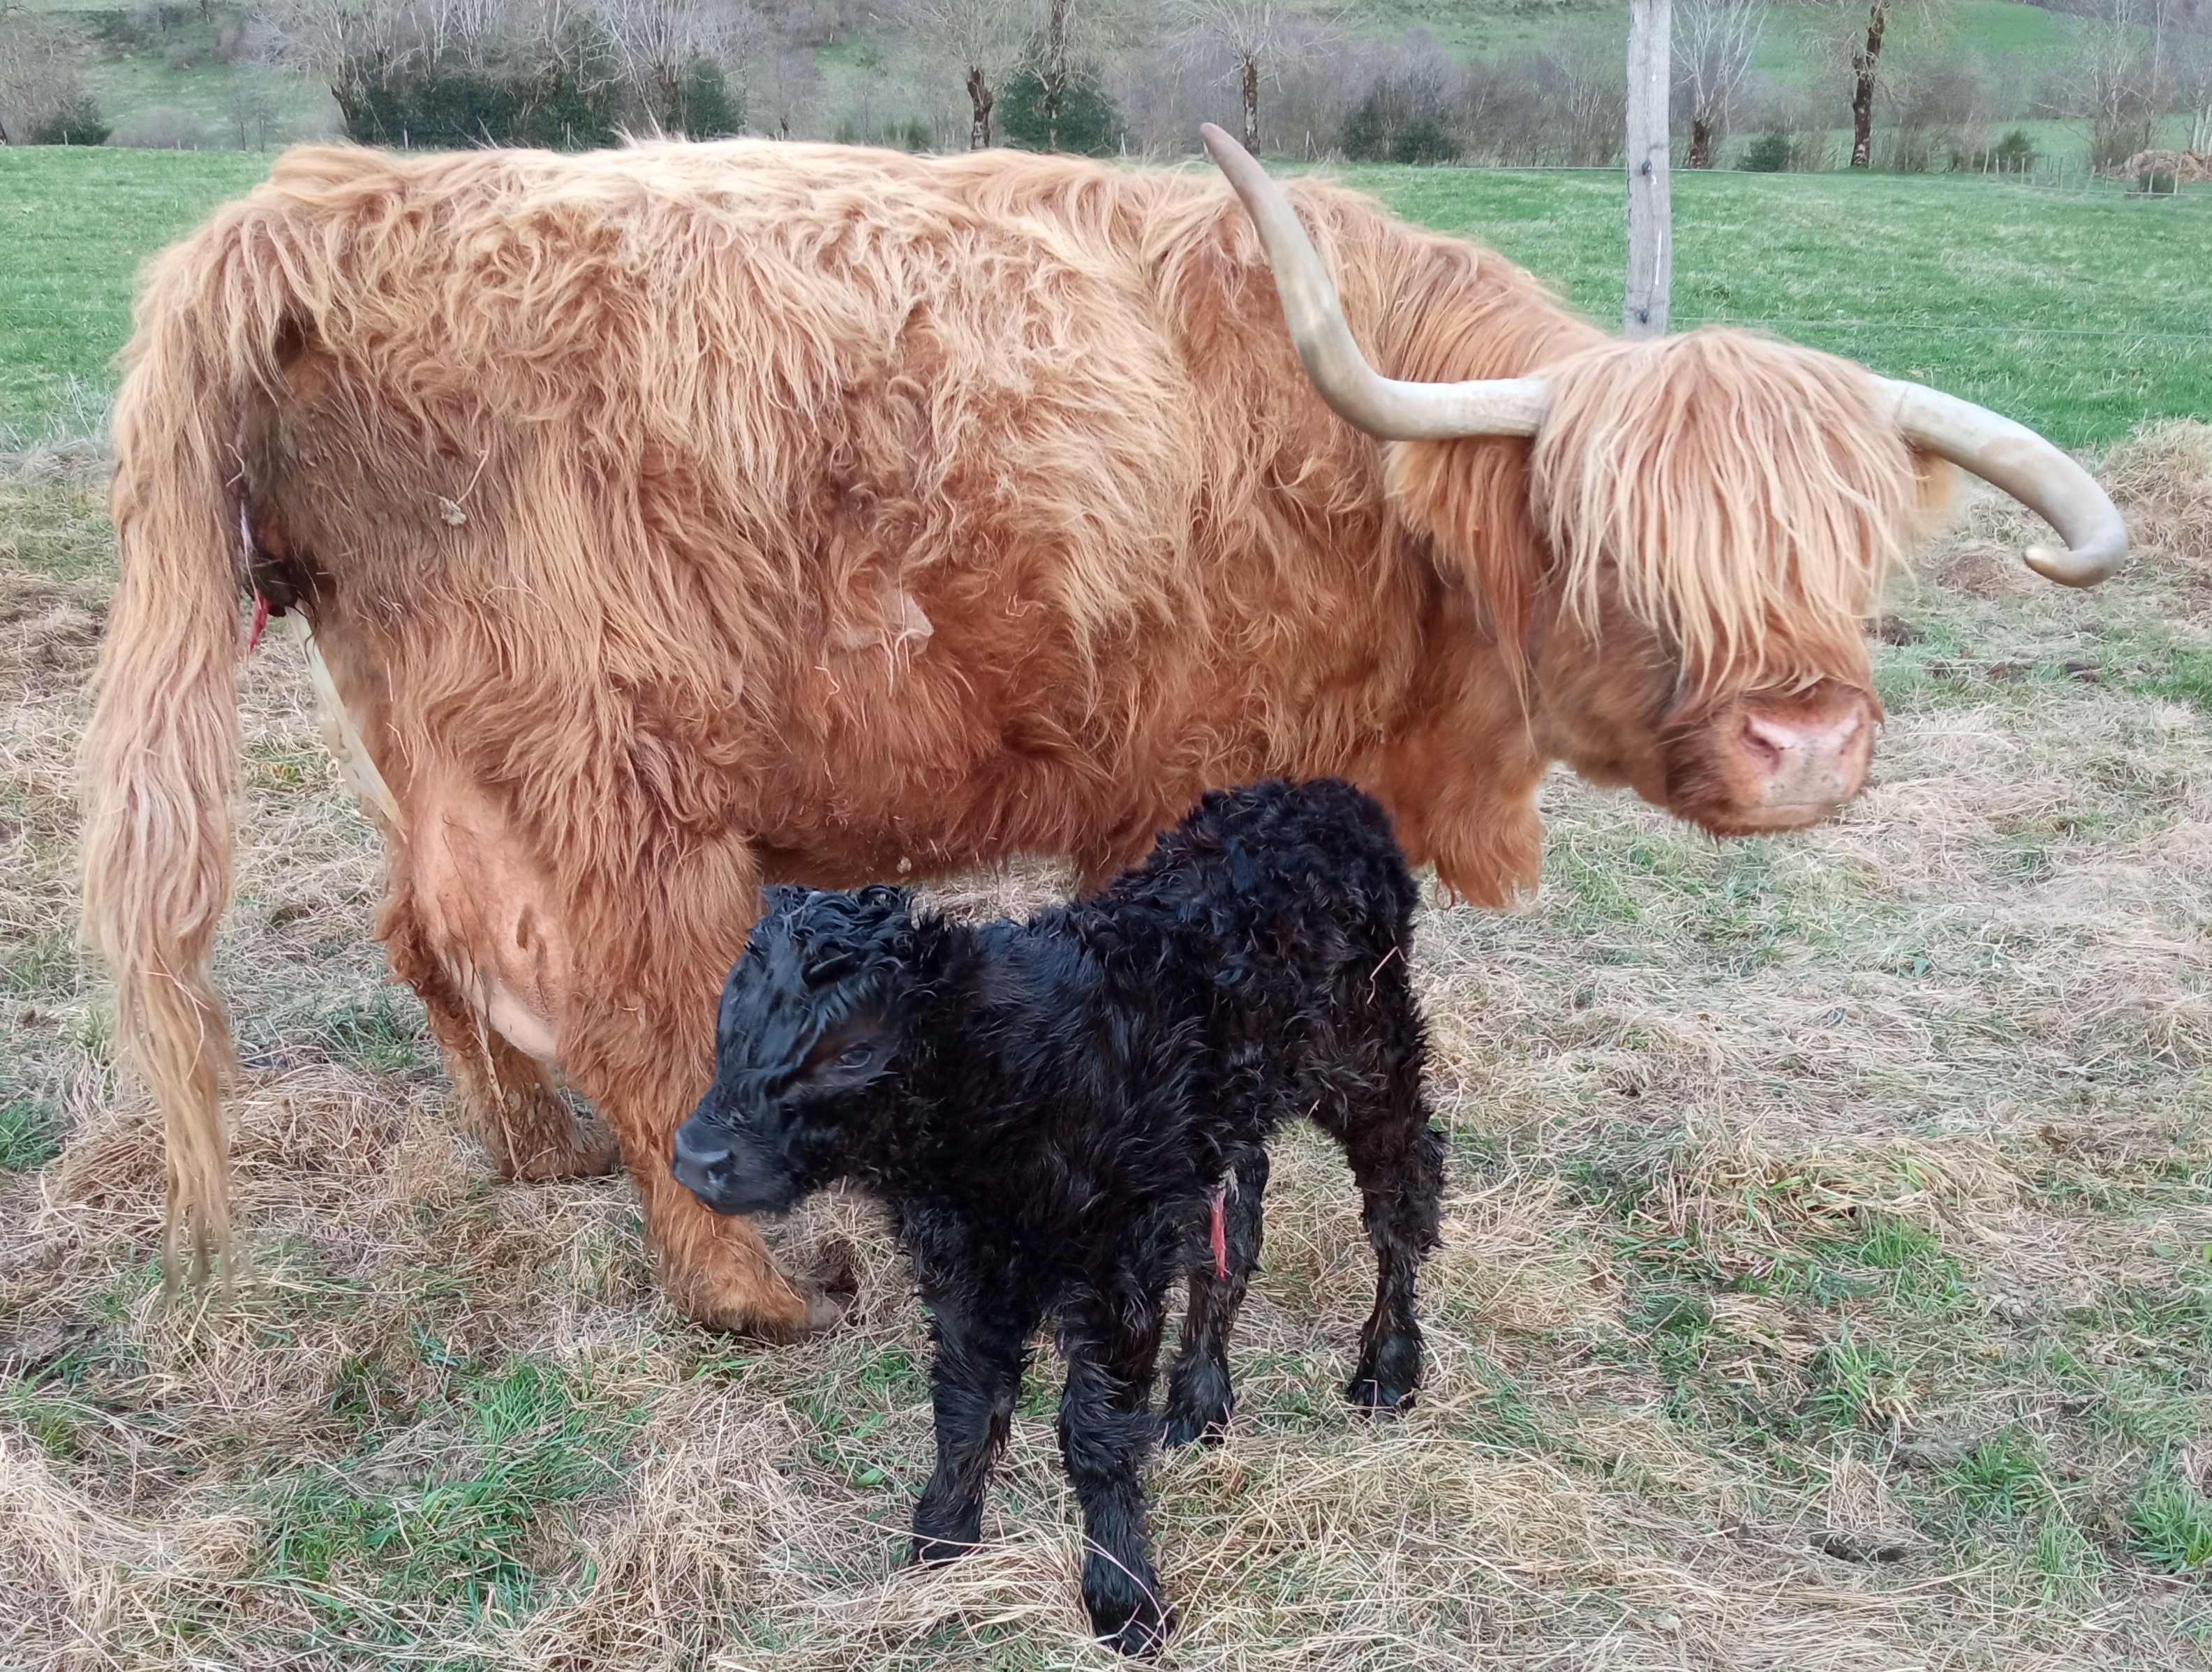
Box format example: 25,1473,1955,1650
4,147,2208,452
3,149,2212,1669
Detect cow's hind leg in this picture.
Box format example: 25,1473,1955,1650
387,912,619,1181
1312,1054,1444,1418
1161,1147,1268,1447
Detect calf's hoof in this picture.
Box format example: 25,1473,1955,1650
1345,1374,1416,1417
1084,1566,1171,1658
1346,1335,1423,1418
911,1530,981,1566
1160,1364,1234,1448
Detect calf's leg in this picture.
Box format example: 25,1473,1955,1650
1161,1147,1268,1448
912,1292,1034,1563
1313,1057,1444,1416
1058,1288,1171,1656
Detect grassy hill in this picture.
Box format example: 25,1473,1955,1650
1,0,2127,156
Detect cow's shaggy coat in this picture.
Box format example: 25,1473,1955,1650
82,140,1936,1327
669,779,1445,1655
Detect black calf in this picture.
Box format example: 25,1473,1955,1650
671,779,1446,1655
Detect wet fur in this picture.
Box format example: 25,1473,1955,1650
671,780,1445,1654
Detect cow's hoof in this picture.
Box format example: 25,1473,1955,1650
500,1114,623,1182
674,1268,823,1343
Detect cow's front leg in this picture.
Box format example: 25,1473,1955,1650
560,838,835,1340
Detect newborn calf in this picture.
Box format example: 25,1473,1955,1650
671,778,1445,1655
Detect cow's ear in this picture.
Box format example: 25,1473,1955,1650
794,1016,896,1091
1384,438,1545,686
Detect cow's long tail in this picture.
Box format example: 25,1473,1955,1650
80,220,290,1290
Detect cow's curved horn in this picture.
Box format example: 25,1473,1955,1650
1198,123,1550,440
1876,380,2127,587
1202,123,2129,588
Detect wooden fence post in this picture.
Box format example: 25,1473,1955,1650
1624,0,1672,338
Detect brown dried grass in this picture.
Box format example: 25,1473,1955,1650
3,437,2210,1669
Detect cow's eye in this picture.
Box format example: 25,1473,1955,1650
838,1043,874,1070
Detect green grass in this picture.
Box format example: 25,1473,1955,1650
1346,165,2212,448
258,1354,639,1635
0,148,269,444
8,149,2204,450
0,1099,63,1172
2127,1472,2212,1573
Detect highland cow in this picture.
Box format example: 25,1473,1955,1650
81,128,2123,1332
670,779,1445,1655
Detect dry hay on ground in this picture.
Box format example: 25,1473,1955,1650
3,428,2211,1669
2116,150,2212,184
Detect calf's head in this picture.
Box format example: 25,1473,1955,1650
671,885,916,1218
1201,126,2126,839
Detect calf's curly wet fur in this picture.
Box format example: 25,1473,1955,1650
671,778,1446,1655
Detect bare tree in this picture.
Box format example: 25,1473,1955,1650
913,0,1023,147
1676,0,1764,166
2062,0,2163,168
256,0,428,127
2180,19,2212,151
599,0,761,133
1039,0,1075,149
0,6,35,144
1797,0,1951,169
1171,0,1311,151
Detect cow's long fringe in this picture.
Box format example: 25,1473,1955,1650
80,217,297,1290
1533,331,1935,708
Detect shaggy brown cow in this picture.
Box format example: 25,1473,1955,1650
82,131,2124,1336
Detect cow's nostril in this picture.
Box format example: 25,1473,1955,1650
1739,715,1786,773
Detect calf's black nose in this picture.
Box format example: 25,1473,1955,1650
670,1120,732,1198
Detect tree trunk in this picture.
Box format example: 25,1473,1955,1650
1849,2,1887,170
1689,112,1714,168
1044,0,1071,152
1624,0,1672,337
1240,56,1259,152
967,66,993,150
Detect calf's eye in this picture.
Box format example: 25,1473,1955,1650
838,1043,875,1069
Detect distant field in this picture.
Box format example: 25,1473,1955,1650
0,149,268,445
1335,0,2081,68
4,147,2205,450
1349,166,2212,450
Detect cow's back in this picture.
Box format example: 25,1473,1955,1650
234,141,1453,882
